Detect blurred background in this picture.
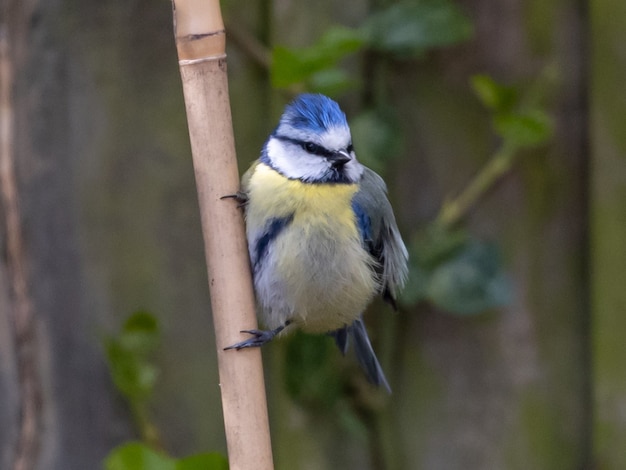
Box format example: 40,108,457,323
1,0,625,468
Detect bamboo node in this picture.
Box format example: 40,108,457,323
179,54,227,66
176,29,226,62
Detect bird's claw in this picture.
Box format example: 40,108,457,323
224,329,275,350
220,191,249,208
224,322,290,351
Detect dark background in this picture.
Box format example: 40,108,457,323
1,0,625,468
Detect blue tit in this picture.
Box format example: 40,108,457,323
224,93,408,392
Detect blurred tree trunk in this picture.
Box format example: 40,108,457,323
591,0,626,466
1,1,133,468
2,0,625,469
386,0,590,467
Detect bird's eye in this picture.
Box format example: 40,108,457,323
300,141,333,158
347,143,354,153
303,142,319,153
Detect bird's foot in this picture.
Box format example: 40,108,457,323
220,191,249,208
224,322,289,350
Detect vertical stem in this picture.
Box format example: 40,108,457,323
130,400,163,451
1,5,42,469
171,1,274,469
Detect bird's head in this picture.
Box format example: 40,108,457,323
262,94,364,184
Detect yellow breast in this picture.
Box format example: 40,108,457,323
245,163,378,332
246,163,359,237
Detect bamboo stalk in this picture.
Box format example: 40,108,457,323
171,1,274,469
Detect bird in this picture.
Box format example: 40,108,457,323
223,93,408,392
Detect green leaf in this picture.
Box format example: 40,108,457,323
400,226,468,307
284,332,343,408
409,225,469,270
362,0,473,57
104,443,228,470
308,68,357,97
124,310,159,334
425,241,511,315
105,443,175,470
105,339,159,400
349,110,402,173
271,26,364,88
401,226,511,315
176,453,229,470
310,26,364,62
271,46,311,88
494,109,553,148
105,311,161,401
118,310,160,355
470,74,518,112
471,75,554,148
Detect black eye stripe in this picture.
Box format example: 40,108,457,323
302,142,332,157
274,135,333,158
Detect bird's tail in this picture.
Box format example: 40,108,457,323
331,317,391,393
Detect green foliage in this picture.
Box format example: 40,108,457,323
425,239,510,314
470,75,519,112
494,109,552,148
307,68,357,97
105,443,173,470
284,332,344,409
176,454,229,470
271,0,472,92
406,74,554,315
282,331,380,440
349,109,403,174
271,26,364,92
104,311,163,449
362,0,473,57
104,311,160,402
103,312,228,469
402,226,510,315
471,74,553,149
105,443,228,470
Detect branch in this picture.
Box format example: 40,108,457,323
435,143,516,229
171,1,274,469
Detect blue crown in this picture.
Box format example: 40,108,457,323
280,94,348,133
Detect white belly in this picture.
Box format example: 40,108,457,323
254,222,378,333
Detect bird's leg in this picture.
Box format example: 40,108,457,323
329,325,350,355
224,320,292,350
220,191,249,208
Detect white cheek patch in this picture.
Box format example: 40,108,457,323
266,137,331,180
268,125,365,183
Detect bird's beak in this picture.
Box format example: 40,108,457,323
327,149,351,168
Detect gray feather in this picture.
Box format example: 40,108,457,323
350,317,391,392
353,168,409,305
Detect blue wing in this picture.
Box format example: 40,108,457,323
331,168,408,392
351,168,408,307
